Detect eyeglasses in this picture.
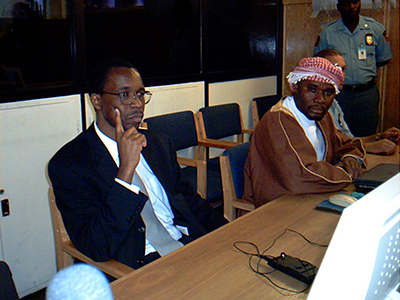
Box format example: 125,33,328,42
101,90,152,105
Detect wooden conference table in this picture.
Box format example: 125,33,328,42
111,149,399,300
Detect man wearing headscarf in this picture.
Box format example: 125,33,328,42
243,57,367,208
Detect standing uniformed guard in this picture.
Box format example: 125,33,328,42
314,0,392,137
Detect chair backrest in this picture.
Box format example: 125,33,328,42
199,103,243,139
144,110,200,151
252,95,281,128
222,142,250,199
220,142,254,221
144,110,209,199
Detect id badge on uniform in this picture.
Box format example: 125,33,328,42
358,44,367,60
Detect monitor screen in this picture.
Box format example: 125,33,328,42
308,174,400,300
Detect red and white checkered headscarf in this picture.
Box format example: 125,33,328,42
286,57,345,94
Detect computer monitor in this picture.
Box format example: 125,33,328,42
308,174,400,300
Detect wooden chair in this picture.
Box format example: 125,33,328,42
48,187,134,279
251,95,281,128
219,142,255,221
197,103,254,151
143,110,222,207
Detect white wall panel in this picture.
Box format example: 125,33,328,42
0,95,82,297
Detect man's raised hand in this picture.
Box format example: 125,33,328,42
114,108,147,184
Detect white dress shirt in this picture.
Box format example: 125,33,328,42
283,96,326,161
94,123,185,254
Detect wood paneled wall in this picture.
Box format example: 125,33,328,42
282,0,399,132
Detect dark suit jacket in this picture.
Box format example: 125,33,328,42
48,124,227,269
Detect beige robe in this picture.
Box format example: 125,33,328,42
243,98,367,208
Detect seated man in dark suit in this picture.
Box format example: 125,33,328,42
48,58,227,270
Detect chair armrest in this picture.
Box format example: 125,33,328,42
62,241,135,279
198,138,241,150
232,199,255,212
177,157,198,167
220,154,254,221
242,128,255,135
177,157,207,199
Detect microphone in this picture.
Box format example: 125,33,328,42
46,264,113,300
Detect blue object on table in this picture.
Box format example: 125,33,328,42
316,192,365,214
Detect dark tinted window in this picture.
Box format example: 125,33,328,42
0,0,281,101
0,1,72,92
203,0,281,81
84,1,201,81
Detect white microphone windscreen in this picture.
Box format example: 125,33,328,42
46,264,113,300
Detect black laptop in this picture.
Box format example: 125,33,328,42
354,163,400,189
